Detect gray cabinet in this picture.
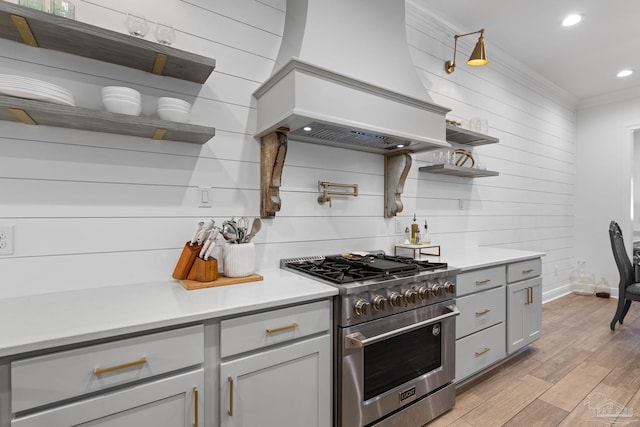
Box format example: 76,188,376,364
10,326,205,427
455,256,543,382
454,266,506,382
507,276,542,354
218,300,332,427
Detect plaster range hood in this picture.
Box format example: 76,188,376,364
253,0,451,154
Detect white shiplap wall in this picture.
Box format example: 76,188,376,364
0,0,576,299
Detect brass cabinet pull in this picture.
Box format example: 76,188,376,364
475,279,491,285
227,377,234,416
93,357,147,375
266,322,299,334
522,268,534,274
526,287,533,304
475,308,491,316
193,387,199,427
475,347,490,356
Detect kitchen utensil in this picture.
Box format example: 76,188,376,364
190,221,205,245
222,221,238,242
186,257,218,282
243,218,262,243
199,228,220,259
236,217,249,243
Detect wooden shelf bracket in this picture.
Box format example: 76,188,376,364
260,128,288,218
384,151,412,218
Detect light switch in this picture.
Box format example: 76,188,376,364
198,187,212,208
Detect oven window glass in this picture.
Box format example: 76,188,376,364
363,322,441,401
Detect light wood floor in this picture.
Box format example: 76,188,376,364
429,293,640,426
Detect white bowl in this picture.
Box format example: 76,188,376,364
157,107,190,123
102,86,141,100
103,98,141,116
157,96,191,111
102,94,141,103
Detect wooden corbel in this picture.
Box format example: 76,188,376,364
384,151,412,218
260,128,289,218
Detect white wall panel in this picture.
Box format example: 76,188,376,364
0,0,575,300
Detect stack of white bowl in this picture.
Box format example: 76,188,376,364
157,97,191,123
101,86,141,116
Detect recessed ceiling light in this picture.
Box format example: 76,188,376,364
617,69,633,78
562,14,582,27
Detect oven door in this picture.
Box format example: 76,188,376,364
338,301,458,427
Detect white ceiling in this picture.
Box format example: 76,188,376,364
420,0,640,103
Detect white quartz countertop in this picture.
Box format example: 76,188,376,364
421,247,545,271
0,268,338,358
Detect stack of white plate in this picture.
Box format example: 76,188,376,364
157,97,191,123
0,74,75,106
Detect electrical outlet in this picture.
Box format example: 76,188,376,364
0,225,14,255
395,218,403,234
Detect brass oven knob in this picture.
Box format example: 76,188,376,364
417,286,430,300
404,289,417,304
354,299,369,316
443,281,455,295
371,295,387,311
389,292,403,307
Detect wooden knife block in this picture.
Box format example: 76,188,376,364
186,257,219,282
172,242,202,280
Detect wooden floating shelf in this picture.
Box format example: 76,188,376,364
445,124,499,146
419,164,499,178
0,95,215,144
0,1,216,83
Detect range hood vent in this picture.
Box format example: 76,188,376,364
253,0,451,154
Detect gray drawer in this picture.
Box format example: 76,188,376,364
507,258,541,283
455,322,506,383
456,265,505,297
456,286,506,339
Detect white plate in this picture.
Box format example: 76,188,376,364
0,75,74,97
0,83,74,102
0,86,75,106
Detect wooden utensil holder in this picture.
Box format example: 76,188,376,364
171,241,203,280
186,257,219,282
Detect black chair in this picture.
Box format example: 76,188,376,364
609,220,640,330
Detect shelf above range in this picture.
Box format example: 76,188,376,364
445,124,498,146
419,164,499,178
0,95,215,144
0,0,216,83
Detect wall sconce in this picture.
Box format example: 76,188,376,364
445,28,487,74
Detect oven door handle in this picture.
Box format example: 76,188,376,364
345,305,460,349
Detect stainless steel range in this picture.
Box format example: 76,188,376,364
281,251,460,427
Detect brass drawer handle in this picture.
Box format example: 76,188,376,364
475,308,491,316
475,279,491,285
228,377,234,416
475,347,490,356
193,387,199,427
522,268,534,274
93,357,147,375
266,322,299,334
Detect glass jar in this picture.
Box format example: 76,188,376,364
570,261,595,295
